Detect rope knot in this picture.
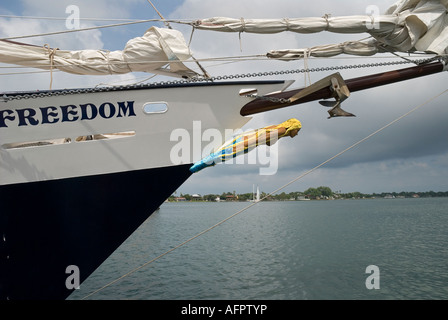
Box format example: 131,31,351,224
43,44,58,90
240,17,246,32
322,14,331,31
283,18,290,31
238,17,246,51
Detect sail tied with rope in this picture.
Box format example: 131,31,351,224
0,0,446,79
192,0,448,60
0,26,197,78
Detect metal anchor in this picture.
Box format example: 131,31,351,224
318,75,355,118
280,72,355,119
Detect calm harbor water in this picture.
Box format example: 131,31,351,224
69,198,448,300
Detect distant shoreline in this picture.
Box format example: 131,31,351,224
165,197,446,203
167,190,448,203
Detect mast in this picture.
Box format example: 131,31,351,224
241,61,446,116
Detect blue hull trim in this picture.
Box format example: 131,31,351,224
0,164,192,300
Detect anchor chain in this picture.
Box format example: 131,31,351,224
1,58,435,102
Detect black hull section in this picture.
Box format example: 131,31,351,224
0,164,192,300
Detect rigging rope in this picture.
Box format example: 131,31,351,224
0,19,163,41
1,58,438,102
0,14,145,22
81,86,448,299
146,0,172,29
0,55,437,77
43,44,57,90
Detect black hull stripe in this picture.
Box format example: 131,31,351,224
0,164,192,300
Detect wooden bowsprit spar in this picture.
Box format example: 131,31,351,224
240,60,447,117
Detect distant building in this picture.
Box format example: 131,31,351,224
192,194,202,201
226,194,238,201
175,197,186,201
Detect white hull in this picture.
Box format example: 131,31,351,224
1,81,286,185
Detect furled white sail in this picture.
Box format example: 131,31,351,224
0,27,197,78
193,0,448,58
267,40,382,61
1,0,446,76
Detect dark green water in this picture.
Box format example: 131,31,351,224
69,198,448,300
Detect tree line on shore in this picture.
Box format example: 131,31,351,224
168,186,448,202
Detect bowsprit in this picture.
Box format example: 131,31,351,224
0,100,136,128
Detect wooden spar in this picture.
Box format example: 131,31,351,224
240,61,445,116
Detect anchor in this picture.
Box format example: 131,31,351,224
318,75,355,118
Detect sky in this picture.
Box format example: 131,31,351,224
0,0,447,196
